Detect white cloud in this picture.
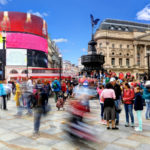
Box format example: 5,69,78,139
28,10,48,18
137,4,150,21
0,0,8,5
82,48,87,52
53,38,68,43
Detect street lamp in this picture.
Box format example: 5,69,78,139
59,54,62,83
1,31,6,80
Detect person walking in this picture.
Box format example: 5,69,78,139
134,86,143,131
52,78,61,103
33,79,47,136
142,81,150,120
122,82,135,127
101,83,119,130
14,80,22,116
0,80,6,110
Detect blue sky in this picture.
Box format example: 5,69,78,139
0,0,150,65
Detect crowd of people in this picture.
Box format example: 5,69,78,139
0,70,150,136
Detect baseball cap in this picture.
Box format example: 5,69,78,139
110,77,116,82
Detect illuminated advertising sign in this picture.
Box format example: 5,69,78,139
0,11,48,39
6,33,48,53
6,49,27,66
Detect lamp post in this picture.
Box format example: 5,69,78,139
1,31,6,80
59,54,62,83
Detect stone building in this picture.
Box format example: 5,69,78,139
95,19,150,77
48,38,60,69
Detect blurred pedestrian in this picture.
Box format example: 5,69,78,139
142,81,150,120
0,80,6,110
52,78,61,102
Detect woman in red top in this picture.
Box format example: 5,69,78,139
122,82,135,127
61,80,67,93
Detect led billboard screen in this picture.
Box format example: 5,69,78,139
0,12,48,38
27,50,48,68
6,33,48,53
6,49,27,66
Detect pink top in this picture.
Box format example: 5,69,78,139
97,88,104,103
101,89,116,102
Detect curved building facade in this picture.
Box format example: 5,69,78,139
0,11,48,79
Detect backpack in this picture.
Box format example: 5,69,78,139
53,82,58,89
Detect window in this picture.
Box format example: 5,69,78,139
112,44,115,48
147,47,150,54
137,48,140,66
118,27,122,31
127,53,129,56
125,27,129,31
120,44,122,49
112,52,114,55
111,58,115,66
99,43,102,48
110,26,114,30
126,58,130,66
119,53,122,55
119,58,122,66
127,45,129,49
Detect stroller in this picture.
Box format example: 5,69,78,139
56,91,65,110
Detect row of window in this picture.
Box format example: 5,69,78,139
111,58,130,66
110,26,129,31
99,43,130,49
111,52,129,56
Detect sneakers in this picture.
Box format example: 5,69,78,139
33,131,40,137
131,123,134,127
125,123,129,127
115,121,119,126
134,127,142,132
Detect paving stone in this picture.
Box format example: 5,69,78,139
128,134,150,144
136,144,150,150
0,133,21,142
104,144,131,150
51,141,79,150
36,137,60,146
42,128,62,135
9,136,37,148
114,138,140,148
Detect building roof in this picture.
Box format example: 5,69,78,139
99,19,150,32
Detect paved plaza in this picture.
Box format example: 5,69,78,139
0,97,150,150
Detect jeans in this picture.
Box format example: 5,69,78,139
2,95,7,110
114,99,121,122
24,92,32,114
145,101,150,119
136,111,142,130
34,109,42,133
124,104,134,124
54,91,59,103
100,103,104,120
